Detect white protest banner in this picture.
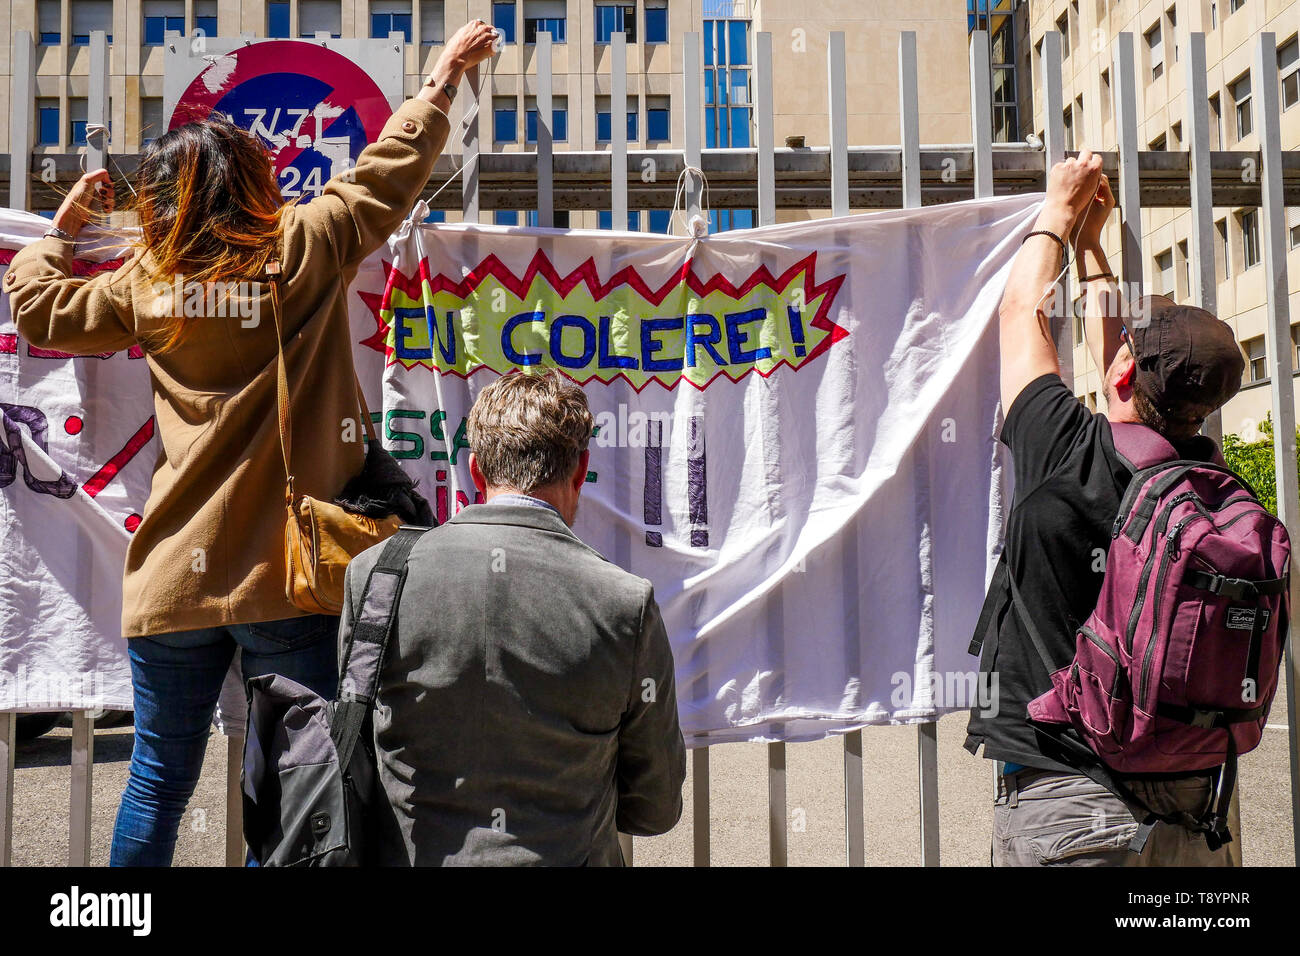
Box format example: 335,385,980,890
353,193,1040,742
2,193,1041,742
0,215,147,712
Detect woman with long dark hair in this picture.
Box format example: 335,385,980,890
7,20,496,866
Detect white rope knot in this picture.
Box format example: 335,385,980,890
670,163,712,239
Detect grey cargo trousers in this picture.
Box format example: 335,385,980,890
992,768,1240,866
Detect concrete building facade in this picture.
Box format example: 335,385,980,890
0,0,975,231
1026,0,1300,437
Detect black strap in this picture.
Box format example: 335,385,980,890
1007,569,1066,676
1187,570,1288,599
331,525,432,771
968,553,1010,657
1156,700,1268,729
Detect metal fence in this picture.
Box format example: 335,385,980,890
1,25,1297,867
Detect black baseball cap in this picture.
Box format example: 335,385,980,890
1124,295,1246,421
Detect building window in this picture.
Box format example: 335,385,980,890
1281,36,1299,111
645,0,668,44
1215,218,1230,282
1240,209,1260,269
1229,0,1246,13
524,0,566,43
371,1,412,42
704,16,752,149
1149,133,1166,150
300,0,342,38
1170,121,1182,147
492,2,516,43
1231,73,1252,140
646,97,670,142
1210,2,1218,28
1209,93,1223,149
267,0,290,38
1166,5,1178,62
1155,249,1174,297
1063,107,1074,151
71,0,113,45
1290,208,1300,249
1057,12,1069,59
1145,22,1162,80
420,1,445,43
709,209,754,232
599,210,640,230
990,18,1019,142
1243,336,1266,383
38,100,60,146
526,209,569,227
495,210,519,226
595,3,635,44
526,97,568,143
596,98,637,142
38,0,61,45
1177,239,1190,297
194,0,217,39
69,97,88,146
141,97,163,145
144,1,184,45
647,209,671,234
493,98,517,143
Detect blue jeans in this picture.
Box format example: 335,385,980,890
109,615,338,867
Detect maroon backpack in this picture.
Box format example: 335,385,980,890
1018,422,1290,850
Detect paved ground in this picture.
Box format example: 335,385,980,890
10,675,1294,867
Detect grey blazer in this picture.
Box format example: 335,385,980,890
338,502,687,866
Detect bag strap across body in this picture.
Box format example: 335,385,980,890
330,524,432,771
265,259,379,507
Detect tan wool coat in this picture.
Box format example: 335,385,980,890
8,97,451,637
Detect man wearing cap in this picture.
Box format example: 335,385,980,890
964,150,1247,866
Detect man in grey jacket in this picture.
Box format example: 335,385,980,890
339,369,686,865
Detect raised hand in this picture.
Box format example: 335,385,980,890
52,169,115,239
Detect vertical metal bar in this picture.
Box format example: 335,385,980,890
0,713,14,866
755,29,786,868
898,33,920,209
69,711,95,866
692,746,709,866
683,32,703,221
86,31,110,172
226,736,245,866
828,32,849,217
1041,29,1073,385
611,32,628,229
969,30,993,200
609,29,633,856
9,31,34,211
1185,33,1222,443
899,29,940,868
461,64,481,223
1112,32,1143,299
1252,31,1300,864
684,29,709,865
756,31,775,227
829,29,863,867
536,31,553,227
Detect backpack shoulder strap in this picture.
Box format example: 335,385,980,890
331,525,433,769
1107,421,1179,472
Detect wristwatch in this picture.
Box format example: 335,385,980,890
428,78,457,103
43,226,74,242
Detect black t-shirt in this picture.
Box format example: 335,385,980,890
963,374,1214,772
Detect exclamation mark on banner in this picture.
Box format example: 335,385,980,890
787,306,807,358
688,415,708,548
644,419,663,547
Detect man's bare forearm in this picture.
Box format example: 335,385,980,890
1076,242,1122,380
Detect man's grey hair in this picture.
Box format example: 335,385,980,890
467,369,594,493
